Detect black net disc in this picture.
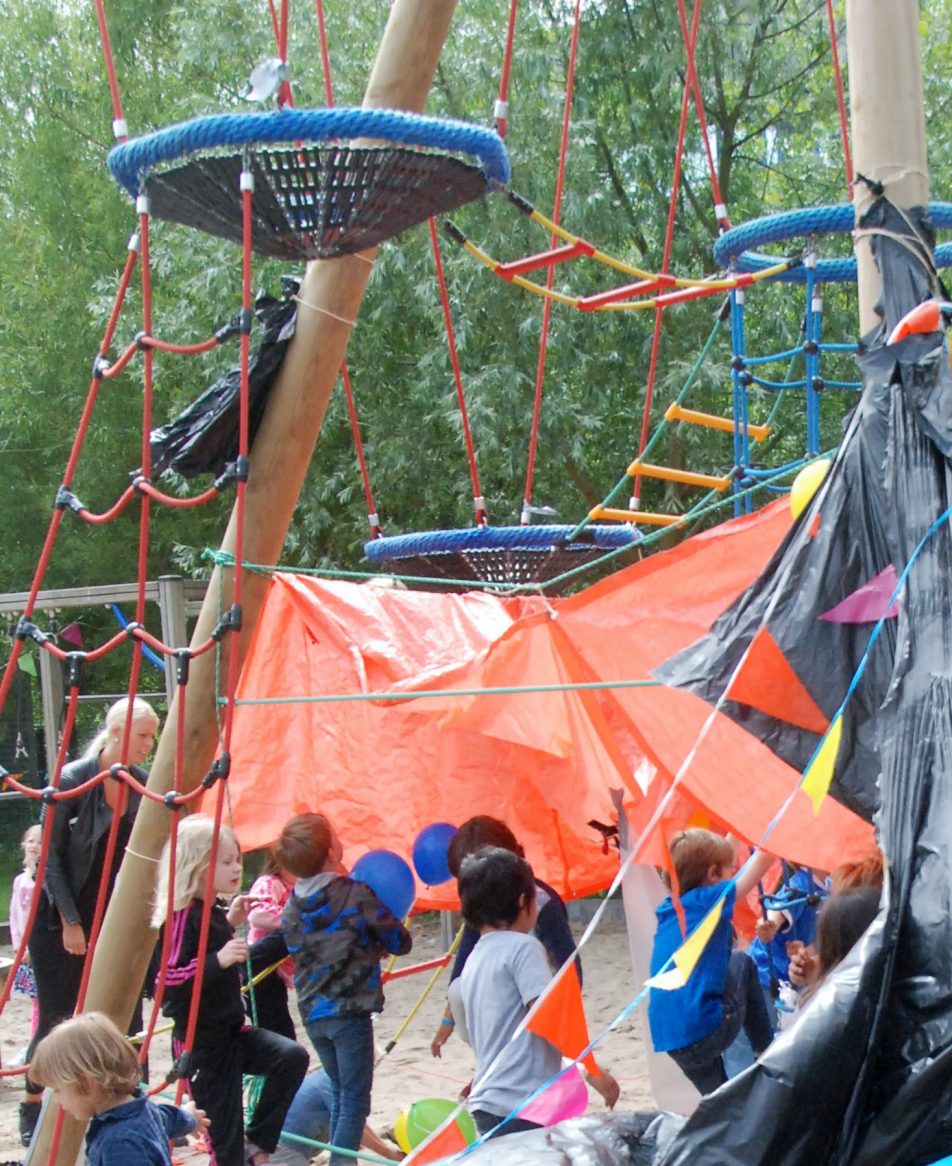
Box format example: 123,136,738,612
144,145,491,259
371,546,635,594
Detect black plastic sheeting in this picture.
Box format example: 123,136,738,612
456,1113,685,1166
148,280,298,479
651,199,952,1165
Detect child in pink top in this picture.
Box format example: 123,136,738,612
10,825,41,1056
246,856,297,1039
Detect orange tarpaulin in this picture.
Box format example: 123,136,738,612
217,500,873,904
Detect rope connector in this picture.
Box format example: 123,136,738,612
163,789,183,810
201,753,231,789
92,353,112,378
738,370,753,387
41,785,58,805
66,651,84,689
123,620,144,644
168,1052,193,1082
134,331,150,351
109,763,126,782
16,618,48,646
215,313,242,344
130,473,149,495
730,354,746,372
212,605,242,641
238,308,254,335
803,339,819,356
174,649,191,686
811,376,825,393
55,486,85,514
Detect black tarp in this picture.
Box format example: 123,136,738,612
653,200,952,1165
148,280,299,479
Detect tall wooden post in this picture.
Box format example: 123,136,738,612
847,0,929,334
31,3,459,1161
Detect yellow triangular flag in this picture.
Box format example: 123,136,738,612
647,895,726,991
801,714,843,814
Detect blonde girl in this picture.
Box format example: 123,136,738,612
155,817,307,1166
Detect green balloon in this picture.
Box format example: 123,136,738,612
405,1098,477,1148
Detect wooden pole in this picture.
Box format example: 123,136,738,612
31,3,459,1161
846,0,929,334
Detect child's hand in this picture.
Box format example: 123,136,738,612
217,937,249,968
587,1067,620,1110
787,942,817,987
226,893,251,928
182,1099,210,1138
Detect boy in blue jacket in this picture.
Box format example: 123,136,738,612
648,828,775,1094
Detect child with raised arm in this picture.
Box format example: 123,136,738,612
647,829,776,1095
267,813,412,1166
245,854,297,1040
30,1011,206,1165
154,818,308,1166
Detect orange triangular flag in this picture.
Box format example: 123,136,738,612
725,626,829,735
525,963,600,1077
403,1112,469,1166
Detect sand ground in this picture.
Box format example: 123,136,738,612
0,917,655,1163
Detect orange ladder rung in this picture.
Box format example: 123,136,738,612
591,506,682,527
664,402,771,443
625,460,733,492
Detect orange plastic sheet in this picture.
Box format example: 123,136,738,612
218,500,873,907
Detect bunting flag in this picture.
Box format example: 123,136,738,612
801,714,844,814
725,626,829,734
819,565,900,624
646,893,727,991
525,962,601,1077
402,1111,470,1166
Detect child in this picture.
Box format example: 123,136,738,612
29,1011,205,1165
10,824,41,1059
797,885,881,1002
267,813,412,1166
455,846,575,1139
647,829,775,1095
245,854,297,1040
748,865,826,1025
154,818,308,1166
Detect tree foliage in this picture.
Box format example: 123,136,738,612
0,0,948,640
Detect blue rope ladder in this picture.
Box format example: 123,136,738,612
108,108,511,261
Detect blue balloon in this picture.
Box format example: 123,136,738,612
412,822,457,886
351,849,416,920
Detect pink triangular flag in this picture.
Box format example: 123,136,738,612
819,565,899,624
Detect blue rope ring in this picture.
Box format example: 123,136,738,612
714,202,952,282
108,107,510,198
364,525,641,592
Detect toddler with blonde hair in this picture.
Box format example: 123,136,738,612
30,1011,203,1165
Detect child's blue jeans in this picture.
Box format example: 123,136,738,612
306,1015,374,1166
668,949,773,1095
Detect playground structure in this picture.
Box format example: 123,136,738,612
0,0,950,1164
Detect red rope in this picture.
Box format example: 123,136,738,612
522,0,582,518
314,0,335,105
632,0,704,505
91,0,128,141
825,0,853,197
674,0,728,229
428,219,488,525
495,0,520,138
